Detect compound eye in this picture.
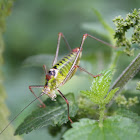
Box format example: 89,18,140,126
49,70,52,75
49,70,55,76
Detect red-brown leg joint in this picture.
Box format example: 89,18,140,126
83,33,88,39
74,65,79,68
65,99,69,105
29,86,31,90
58,32,63,37
69,117,73,123
29,86,34,93
39,104,46,108
94,74,103,78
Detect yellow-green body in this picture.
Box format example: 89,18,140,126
47,51,82,90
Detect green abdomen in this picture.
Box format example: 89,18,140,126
49,52,81,89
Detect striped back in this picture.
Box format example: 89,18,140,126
47,51,82,89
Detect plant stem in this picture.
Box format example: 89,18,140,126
107,53,140,108
110,51,121,69
99,105,105,128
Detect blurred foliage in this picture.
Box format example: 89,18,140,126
0,0,22,140
83,8,115,43
116,108,140,128
136,81,140,90
77,95,98,119
113,9,140,56
115,95,139,108
0,0,14,64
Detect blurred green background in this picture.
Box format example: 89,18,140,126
2,0,140,139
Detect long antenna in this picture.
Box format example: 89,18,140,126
0,93,44,135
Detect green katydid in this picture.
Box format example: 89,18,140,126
0,32,115,134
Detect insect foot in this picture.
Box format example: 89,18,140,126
94,73,103,78
58,32,64,37
39,104,46,108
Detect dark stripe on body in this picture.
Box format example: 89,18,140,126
53,52,76,76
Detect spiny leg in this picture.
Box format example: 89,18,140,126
74,65,102,78
52,32,71,66
56,88,73,123
29,85,46,108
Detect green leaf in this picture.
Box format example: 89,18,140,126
81,70,119,105
104,87,119,104
63,116,140,140
14,93,78,135
116,108,140,128
91,70,111,97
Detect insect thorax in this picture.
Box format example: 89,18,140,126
45,69,59,88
